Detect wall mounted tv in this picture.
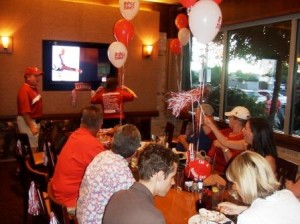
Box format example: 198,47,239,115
42,40,117,91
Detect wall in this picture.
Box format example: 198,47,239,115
0,0,160,116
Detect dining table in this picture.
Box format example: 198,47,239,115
154,188,199,224
154,187,241,224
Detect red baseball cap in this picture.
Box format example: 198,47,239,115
24,66,43,77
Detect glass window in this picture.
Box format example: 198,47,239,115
292,20,300,135
226,21,291,131
191,33,224,114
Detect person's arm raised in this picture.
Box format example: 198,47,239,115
204,116,245,151
122,85,137,98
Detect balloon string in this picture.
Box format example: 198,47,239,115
120,66,125,126
195,45,208,152
175,55,180,91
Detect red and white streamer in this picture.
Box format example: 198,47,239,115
166,87,203,117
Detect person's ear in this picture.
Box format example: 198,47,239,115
156,171,165,181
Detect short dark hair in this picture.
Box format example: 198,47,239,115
138,143,179,181
111,124,141,158
80,105,102,130
105,77,119,91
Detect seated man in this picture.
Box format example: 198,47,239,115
103,143,179,224
76,124,141,223
176,103,215,153
206,106,250,174
50,105,104,213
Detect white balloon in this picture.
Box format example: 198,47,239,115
178,28,191,46
189,0,222,45
119,0,140,21
107,42,128,68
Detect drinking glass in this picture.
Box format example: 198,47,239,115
174,169,184,190
227,182,239,200
211,184,226,209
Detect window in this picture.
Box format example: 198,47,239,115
188,14,300,136
190,33,224,115
226,21,291,132
292,20,300,135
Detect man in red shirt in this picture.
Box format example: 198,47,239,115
51,105,104,214
17,66,43,150
91,77,137,128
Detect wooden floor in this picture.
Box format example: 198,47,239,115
0,159,26,224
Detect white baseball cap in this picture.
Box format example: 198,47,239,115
224,106,250,120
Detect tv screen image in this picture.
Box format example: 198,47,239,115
43,40,117,91
52,46,81,81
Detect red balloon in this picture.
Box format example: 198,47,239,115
214,0,223,4
175,13,188,30
170,39,181,55
185,159,212,180
179,0,197,8
113,19,134,47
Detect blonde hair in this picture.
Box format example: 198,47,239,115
226,151,280,204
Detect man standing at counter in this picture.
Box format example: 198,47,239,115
51,105,104,214
103,144,179,224
17,66,43,150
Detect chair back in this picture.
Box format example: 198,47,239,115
18,133,36,167
47,182,72,224
276,157,298,189
165,122,175,146
25,159,50,220
180,119,190,135
44,141,57,178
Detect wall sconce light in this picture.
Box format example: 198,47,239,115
0,36,13,54
142,45,153,58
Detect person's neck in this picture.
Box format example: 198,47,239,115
81,125,98,137
138,180,155,196
232,124,243,134
25,82,37,88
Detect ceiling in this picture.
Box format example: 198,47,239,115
95,0,179,5
141,0,178,4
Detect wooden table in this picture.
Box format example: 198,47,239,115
154,188,241,224
154,188,198,224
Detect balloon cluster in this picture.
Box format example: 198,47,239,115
178,0,222,46
108,0,140,68
170,13,190,55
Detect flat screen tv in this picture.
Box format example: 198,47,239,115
42,40,117,91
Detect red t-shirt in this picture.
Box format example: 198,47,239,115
17,83,43,118
51,127,104,207
265,99,281,114
207,128,244,174
91,87,134,119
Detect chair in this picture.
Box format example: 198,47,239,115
24,159,50,222
165,122,175,148
44,141,57,178
276,157,298,190
180,119,190,135
18,133,44,167
47,182,78,224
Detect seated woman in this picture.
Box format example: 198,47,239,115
218,151,300,224
206,106,250,174
205,116,278,173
